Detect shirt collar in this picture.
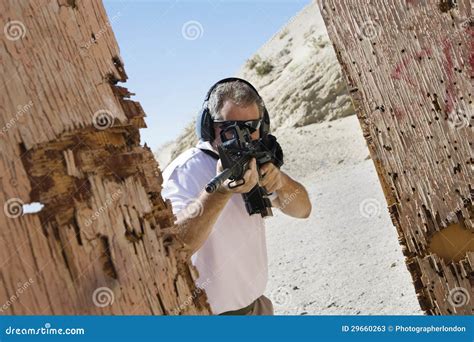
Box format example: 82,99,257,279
196,140,217,153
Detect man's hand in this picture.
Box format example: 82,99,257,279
260,162,312,219
216,158,259,194
259,162,284,193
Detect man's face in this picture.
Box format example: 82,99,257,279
212,100,261,149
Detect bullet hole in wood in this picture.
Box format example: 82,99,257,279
453,164,461,174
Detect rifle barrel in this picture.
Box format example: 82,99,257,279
205,167,233,193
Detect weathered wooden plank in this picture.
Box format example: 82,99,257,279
0,0,210,314
319,0,473,314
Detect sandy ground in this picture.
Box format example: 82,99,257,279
263,115,423,315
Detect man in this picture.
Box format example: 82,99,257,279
162,78,311,315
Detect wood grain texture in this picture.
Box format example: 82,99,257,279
319,0,473,314
0,0,210,314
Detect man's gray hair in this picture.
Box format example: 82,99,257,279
207,80,265,120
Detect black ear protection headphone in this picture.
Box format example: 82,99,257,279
196,77,270,142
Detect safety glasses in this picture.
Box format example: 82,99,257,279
214,118,262,133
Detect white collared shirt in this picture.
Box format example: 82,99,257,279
162,140,268,314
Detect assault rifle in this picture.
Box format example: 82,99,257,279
205,121,283,217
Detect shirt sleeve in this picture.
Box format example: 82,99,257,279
162,159,206,216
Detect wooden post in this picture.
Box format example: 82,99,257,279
0,0,210,314
319,0,473,314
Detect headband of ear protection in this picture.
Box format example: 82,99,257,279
196,77,270,142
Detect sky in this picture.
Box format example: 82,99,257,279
103,0,310,151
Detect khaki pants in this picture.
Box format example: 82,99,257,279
247,295,274,315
